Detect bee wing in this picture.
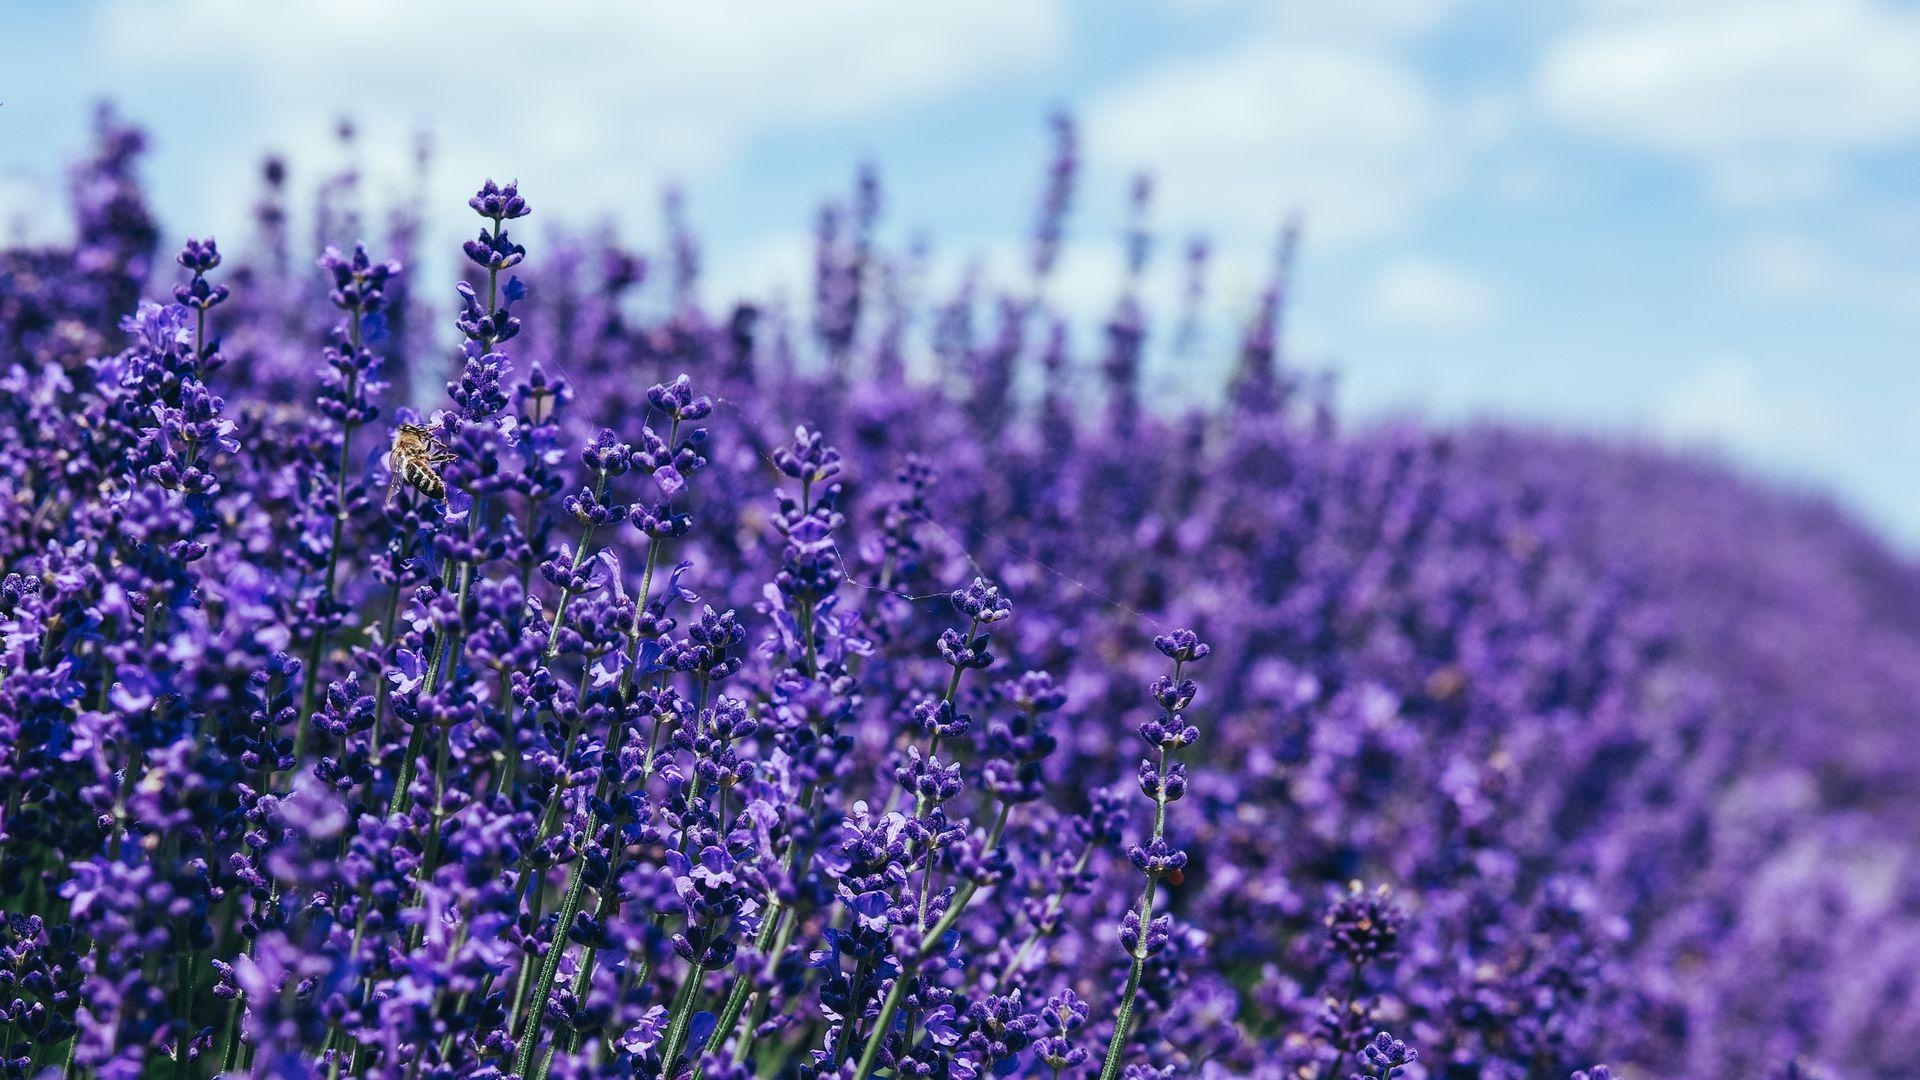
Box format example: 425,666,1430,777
385,457,407,509
383,437,409,508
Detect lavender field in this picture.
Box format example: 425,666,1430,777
3,83,1920,1080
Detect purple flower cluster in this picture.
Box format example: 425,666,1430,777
3,111,1918,1080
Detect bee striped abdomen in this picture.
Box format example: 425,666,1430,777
402,462,446,499
389,422,453,502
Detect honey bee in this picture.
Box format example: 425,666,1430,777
387,423,454,505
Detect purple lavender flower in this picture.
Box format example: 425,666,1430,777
1353,1031,1417,1079
0,106,1899,1080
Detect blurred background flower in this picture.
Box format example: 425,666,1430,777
6,0,1918,546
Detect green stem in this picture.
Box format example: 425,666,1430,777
514,531,670,1075
173,941,195,1080
702,780,814,1068
850,968,902,1079
442,525,481,679
220,991,244,1074
665,953,716,1066
496,662,598,1040
296,312,366,762
1001,838,1097,981
414,255,502,741
386,635,445,817
514,852,589,1079
851,803,1011,1080
734,909,798,1066
543,471,610,660
1097,879,1159,1080
405,727,456,952
1097,659,1187,1080
554,666,660,1056
1315,965,1370,1080
850,620,987,1079
703,940,766,1066
367,537,415,758
506,874,548,1038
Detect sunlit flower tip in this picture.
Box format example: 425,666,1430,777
581,428,634,476
175,236,221,273
1324,881,1406,965
1359,1031,1418,1076
949,577,1012,624
1152,628,1210,663
462,227,526,272
771,425,842,483
469,177,531,220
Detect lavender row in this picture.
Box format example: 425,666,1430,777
2,108,1916,1079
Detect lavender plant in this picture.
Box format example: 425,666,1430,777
3,109,1918,1080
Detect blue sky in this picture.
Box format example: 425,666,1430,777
5,0,1919,547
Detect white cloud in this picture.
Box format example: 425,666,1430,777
1539,0,1920,199
1277,0,1469,39
87,0,1066,239
1657,358,1774,445
1650,354,1918,550
0,170,61,245
1734,234,1848,302
1894,283,1920,318
1158,0,1463,38
1731,231,1920,315
1366,256,1501,332
1699,156,1844,207
1656,355,1851,455
709,230,815,311
1084,40,1475,245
